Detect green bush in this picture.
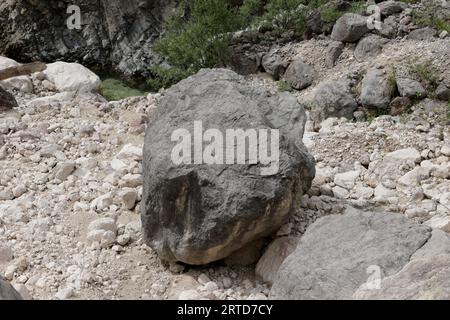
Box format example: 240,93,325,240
410,61,440,91
149,0,370,91
151,0,244,90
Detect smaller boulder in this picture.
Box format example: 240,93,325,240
325,41,344,68
44,62,101,92
261,51,288,80
360,68,394,109
435,82,450,101
407,28,435,41
331,13,369,42
0,87,18,112
396,78,427,99
283,59,314,90
354,35,388,62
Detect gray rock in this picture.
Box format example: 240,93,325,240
256,237,298,285
411,230,450,261
354,254,450,300
378,1,408,18
361,68,394,109
141,69,315,265
261,51,288,80
396,78,427,99
331,13,369,43
407,27,436,41
309,78,357,126
0,86,18,112
283,59,314,90
325,41,344,68
436,82,450,101
0,277,22,300
389,96,412,116
354,35,387,62
270,209,431,300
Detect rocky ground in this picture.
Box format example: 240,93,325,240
1,0,450,300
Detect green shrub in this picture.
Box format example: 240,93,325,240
411,2,450,33
277,80,293,92
149,0,371,91
150,0,244,91
410,61,440,91
100,79,146,101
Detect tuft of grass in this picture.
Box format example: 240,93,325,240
100,79,146,101
410,61,440,91
410,3,450,33
277,80,293,92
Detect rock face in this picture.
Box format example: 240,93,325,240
0,0,173,78
309,78,357,126
270,209,431,300
0,87,18,112
141,68,315,265
0,277,22,300
331,13,369,42
43,62,101,92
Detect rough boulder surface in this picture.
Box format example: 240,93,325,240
0,278,22,300
270,209,431,300
141,68,315,265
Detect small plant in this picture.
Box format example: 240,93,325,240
277,80,292,92
100,79,146,101
364,107,389,123
410,3,450,33
410,61,440,91
387,71,397,93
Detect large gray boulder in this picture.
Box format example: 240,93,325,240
309,77,357,126
0,278,22,300
283,59,314,90
0,86,18,112
270,209,431,300
331,13,369,43
361,67,394,109
141,68,315,265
